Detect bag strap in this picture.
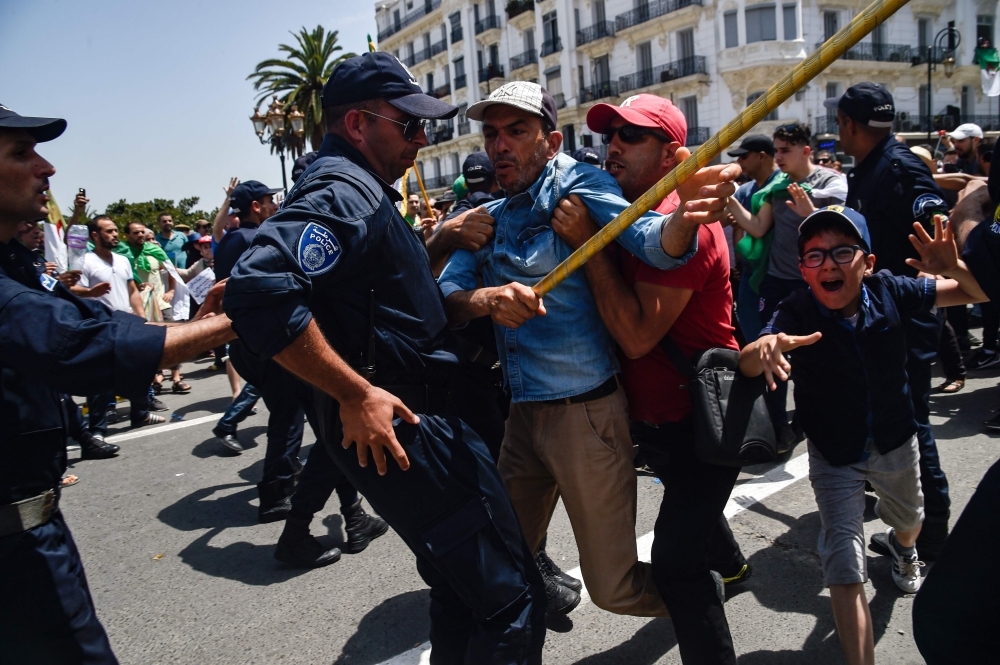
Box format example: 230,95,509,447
658,334,698,380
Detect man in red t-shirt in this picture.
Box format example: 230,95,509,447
552,94,746,665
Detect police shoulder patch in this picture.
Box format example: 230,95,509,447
39,273,58,291
297,221,342,277
913,193,946,218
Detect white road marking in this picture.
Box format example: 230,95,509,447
104,414,220,443
373,452,812,665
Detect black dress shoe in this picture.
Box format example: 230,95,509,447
258,479,293,524
214,431,243,454
536,548,583,593
342,500,390,553
274,532,341,568
544,576,581,616
79,432,120,460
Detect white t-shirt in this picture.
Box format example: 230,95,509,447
79,251,135,313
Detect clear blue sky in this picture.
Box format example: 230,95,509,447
0,0,376,216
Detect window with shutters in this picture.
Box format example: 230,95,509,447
746,5,777,43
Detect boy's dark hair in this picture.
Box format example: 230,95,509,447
773,122,812,146
798,217,866,255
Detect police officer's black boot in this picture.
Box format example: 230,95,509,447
257,479,293,524
274,515,341,568
78,431,120,460
915,510,950,562
342,499,389,554
535,548,582,592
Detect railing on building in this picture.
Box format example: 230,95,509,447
815,116,839,135
618,56,707,93
454,74,468,90
580,80,620,103
541,37,563,56
451,27,464,43
478,63,505,82
475,15,502,34
424,172,459,189
430,39,448,56
429,126,455,145
552,93,566,109
510,49,538,71
506,0,534,19
615,0,703,32
410,48,431,65
815,41,912,62
430,83,452,98
577,21,616,46
377,0,443,40
817,114,1000,135
686,127,710,146
458,120,471,135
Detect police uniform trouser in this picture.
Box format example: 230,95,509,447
315,392,546,665
0,511,118,665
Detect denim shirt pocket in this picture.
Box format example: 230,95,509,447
512,224,559,276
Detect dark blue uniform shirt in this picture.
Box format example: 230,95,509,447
0,239,165,505
213,222,259,281
763,271,937,465
223,133,458,386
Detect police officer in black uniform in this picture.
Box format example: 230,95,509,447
222,53,546,663
0,104,237,664
826,83,953,559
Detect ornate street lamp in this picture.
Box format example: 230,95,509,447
914,21,961,140
250,96,302,193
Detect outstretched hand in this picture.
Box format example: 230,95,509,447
674,146,742,226
758,331,822,391
785,183,816,217
905,215,958,276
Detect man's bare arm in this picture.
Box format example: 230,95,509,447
444,283,545,329
159,315,237,367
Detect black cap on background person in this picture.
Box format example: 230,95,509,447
823,82,896,128
291,152,320,183
727,134,775,157
0,103,66,142
462,152,495,185
229,181,282,215
323,52,457,120
572,147,602,165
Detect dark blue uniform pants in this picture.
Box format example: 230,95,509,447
759,275,808,432
0,512,117,664
87,390,150,433
314,394,546,665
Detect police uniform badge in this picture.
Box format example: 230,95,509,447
39,273,58,291
912,193,946,220
297,221,342,276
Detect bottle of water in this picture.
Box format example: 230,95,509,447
67,224,89,271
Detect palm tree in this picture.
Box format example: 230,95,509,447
248,26,356,151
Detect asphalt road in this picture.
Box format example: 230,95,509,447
59,346,1000,665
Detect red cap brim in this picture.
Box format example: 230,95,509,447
586,103,662,133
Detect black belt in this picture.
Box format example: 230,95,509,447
539,375,621,406
380,385,450,415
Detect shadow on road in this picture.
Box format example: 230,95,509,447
331,590,431,665
572,618,677,664
190,425,267,458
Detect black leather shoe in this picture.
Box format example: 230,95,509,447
342,500,389,553
274,533,341,568
79,432,120,460
149,397,168,412
258,479,293,524
544,576,581,616
536,548,583,593
213,431,243,454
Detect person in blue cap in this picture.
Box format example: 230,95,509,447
0,103,238,664
740,205,987,665
222,52,547,661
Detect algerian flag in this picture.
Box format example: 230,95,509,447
975,46,1000,96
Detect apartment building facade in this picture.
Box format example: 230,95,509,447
373,0,996,192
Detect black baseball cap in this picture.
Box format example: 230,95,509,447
824,82,895,128
291,151,319,183
322,52,457,120
0,104,66,142
727,134,774,157
572,147,602,165
230,180,282,214
433,190,456,207
462,152,495,184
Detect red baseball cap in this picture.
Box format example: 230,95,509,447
586,94,687,146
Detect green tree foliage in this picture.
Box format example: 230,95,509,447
248,26,356,151
102,197,217,231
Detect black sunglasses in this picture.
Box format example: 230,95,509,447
800,244,865,269
816,157,831,164
361,110,426,142
602,125,672,145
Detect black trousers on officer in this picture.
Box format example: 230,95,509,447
0,511,118,665
314,393,546,665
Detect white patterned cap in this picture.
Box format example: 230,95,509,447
466,81,558,129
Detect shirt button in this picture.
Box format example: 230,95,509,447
498,238,504,245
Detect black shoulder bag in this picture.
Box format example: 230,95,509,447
658,336,777,467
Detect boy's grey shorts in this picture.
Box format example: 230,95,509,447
808,436,924,587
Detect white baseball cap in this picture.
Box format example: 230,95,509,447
466,81,559,128
949,123,984,140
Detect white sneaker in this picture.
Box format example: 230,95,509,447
872,527,924,593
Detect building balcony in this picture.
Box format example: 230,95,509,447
577,21,616,46
618,55,707,94
377,0,443,41
816,41,913,63
615,0,703,33
475,15,502,34
430,83,452,98
686,126,710,146
580,80,619,103
430,38,448,57
458,120,471,135
425,172,460,189
454,74,468,90
552,92,566,109
429,125,455,145
506,0,535,19
541,37,562,56
510,49,538,72
816,113,1000,136
815,116,838,136
479,63,505,82
451,27,464,43
409,48,431,66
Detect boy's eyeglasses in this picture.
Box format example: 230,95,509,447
800,244,865,268
602,125,672,145
360,110,426,142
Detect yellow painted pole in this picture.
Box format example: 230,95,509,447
533,0,911,297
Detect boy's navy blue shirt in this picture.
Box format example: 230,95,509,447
761,270,936,466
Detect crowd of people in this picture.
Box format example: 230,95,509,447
3,51,1000,665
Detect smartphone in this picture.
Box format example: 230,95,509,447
78,188,86,197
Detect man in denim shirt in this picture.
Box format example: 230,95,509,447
439,82,739,617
